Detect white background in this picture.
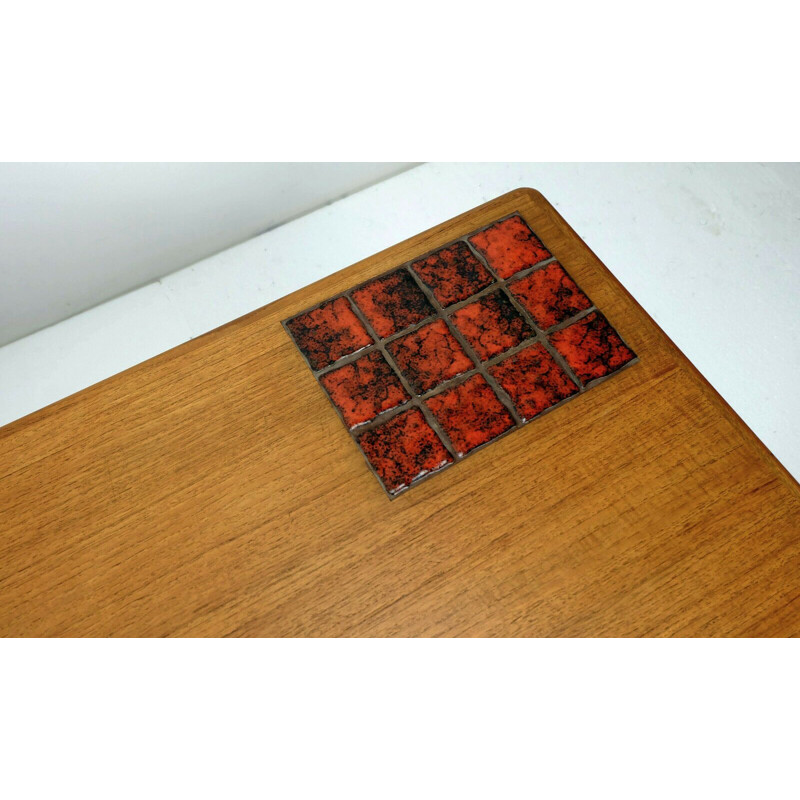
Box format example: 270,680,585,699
1,162,798,480
0,162,412,344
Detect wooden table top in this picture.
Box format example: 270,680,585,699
1,188,798,637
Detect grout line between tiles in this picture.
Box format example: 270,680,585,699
405,265,525,429
341,285,460,484
504,287,587,391
460,237,586,391
544,305,596,335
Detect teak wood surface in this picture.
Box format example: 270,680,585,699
1,189,799,637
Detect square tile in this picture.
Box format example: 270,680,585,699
508,261,592,329
549,311,636,384
357,407,453,496
426,374,515,456
387,318,474,394
351,268,435,338
285,296,373,371
489,343,579,421
410,241,495,306
319,350,410,429
449,290,534,361
468,215,552,279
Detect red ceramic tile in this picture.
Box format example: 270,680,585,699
508,261,592,329
488,342,579,421
549,311,636,384
426,374,514,456
468,215,551,279
286,296,373,371
351,268,435,338
358,407,453,496
410,241,495,306
449,290,534,361
387,318,474,394
319,350,410,429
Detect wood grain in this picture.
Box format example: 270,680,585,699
1,188,798,637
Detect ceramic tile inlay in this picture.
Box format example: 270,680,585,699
283,211,638,497
426,374,515,456
450,290,534,361
468,214,552,279
351,268,435,337
319,350,410,429
488,343,579,421
549,311,636,384
411,241,495,306
357,408,454,496
508,260,592,329
285,296,373,371
387,318,474,394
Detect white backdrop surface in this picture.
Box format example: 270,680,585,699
0,162,413,344
0,163,798,479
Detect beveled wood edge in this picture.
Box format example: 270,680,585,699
2,186,798,501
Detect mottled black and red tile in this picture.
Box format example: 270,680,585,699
548,311,636,384
357,407,453,496
285,296,373,371
386,318,474,394
508,261,592,330
319,350,410,429
468,215,552,279
410,241,495,307
426,374,515,456
351,268,435,338
449,290,534,361
489,343,579,421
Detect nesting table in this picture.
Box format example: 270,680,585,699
1,188,798,636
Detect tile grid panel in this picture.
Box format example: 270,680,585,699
284,212,638,496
